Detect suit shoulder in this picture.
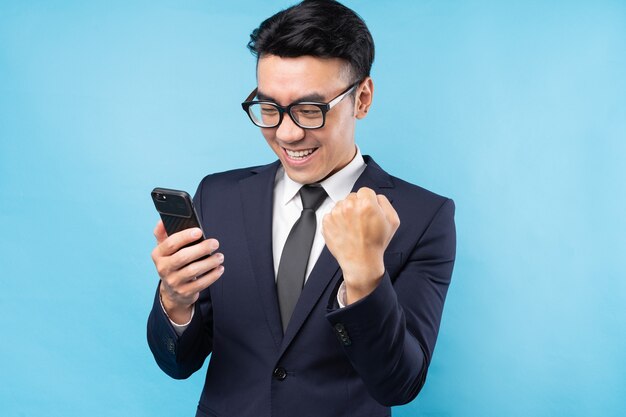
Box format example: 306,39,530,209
364,156,452,210
383,174,455,227
196,161,278,189
384,175,456,245
390,175,451,205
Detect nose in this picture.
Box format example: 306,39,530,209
276,113,305,143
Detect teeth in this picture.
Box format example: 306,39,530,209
286,148,315,159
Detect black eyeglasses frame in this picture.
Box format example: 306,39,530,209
241,82,360,130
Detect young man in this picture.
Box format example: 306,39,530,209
148,1,456,416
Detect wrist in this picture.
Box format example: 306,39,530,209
159,287,194,325
342,262,385,305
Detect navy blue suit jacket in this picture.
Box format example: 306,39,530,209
147,156,456,417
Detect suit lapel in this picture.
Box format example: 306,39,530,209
353,156,395,202
278,156,395,354
239,161,284,348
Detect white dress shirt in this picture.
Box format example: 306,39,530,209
271,147,366,283
164,146,366,335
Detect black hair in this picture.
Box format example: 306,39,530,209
247,0,375,83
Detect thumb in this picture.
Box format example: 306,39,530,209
153,220,168,244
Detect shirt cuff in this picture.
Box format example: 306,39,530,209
159,292,194,336
337,280,347,308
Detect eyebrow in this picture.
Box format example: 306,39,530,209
256,90,327,104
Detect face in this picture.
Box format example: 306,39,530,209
256,55,372,184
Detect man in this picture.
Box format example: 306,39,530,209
148,1,456,416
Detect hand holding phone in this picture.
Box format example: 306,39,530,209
151,188,205,241
150,188,225,324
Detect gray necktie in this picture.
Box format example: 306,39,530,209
277,185,328,333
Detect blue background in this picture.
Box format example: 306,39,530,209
1,1,625,416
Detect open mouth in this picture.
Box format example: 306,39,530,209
284,147,318,161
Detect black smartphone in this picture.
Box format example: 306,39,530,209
151,187,205,245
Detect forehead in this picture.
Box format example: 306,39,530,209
256,55,349,103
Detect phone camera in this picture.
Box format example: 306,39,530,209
156,193,167,201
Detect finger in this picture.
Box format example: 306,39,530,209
187,264,225,294
177,252,225,283
167,253,224,291
356,187,377,202
335,193,358,214
154,220,168,244
158,227,204,256
344,192,358,202
171,239,219,270
162,262,224,306
377,194,400,227
172,258,225,297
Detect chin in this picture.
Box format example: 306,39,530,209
283,168,320,185
286,172,314,184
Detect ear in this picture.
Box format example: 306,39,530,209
354,77,374,119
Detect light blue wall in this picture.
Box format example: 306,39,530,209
1,1,624,416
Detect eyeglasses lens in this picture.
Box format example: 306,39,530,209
248,104,280,128
290,104,324,128
248,103,324,129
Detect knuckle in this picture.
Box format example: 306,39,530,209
389,217,398,227
345,201,357,213
187,262,200,277
162,238,175,253
356,187,370,196
165,273,180,288
173,249,190,267
168,279,183,295
155,262,168,277
161,277,175,292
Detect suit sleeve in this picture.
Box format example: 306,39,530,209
326,198,456,406
146,178,215,379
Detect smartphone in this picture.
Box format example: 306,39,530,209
151,187,205,245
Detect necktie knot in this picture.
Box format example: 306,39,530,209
300,185,327,212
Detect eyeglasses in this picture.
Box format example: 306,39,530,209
241,82,359,129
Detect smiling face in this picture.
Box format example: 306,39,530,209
256,55,372,184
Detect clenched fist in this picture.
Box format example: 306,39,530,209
322,187,400,305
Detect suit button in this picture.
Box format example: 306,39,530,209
165,338,176,354
273,367,287,381
333,323,352,346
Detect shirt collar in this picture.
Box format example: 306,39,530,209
278,146,366,206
